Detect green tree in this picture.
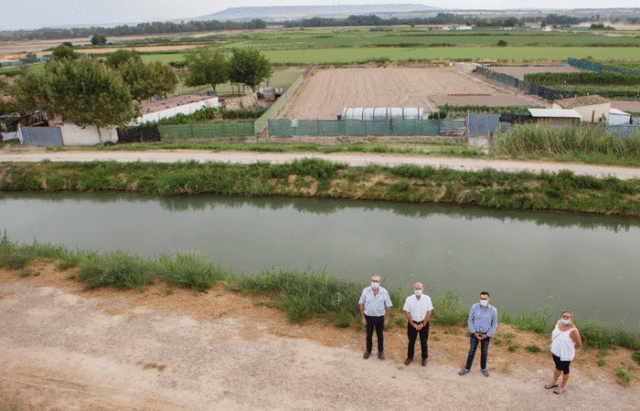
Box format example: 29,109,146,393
225,47,271,92
105,49,141,68
118,59,178,101
91,34,107,45
184,48,227,92
13,57,137,144
52,44,79,61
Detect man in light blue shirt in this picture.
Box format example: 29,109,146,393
358,275,392,360
459,291,498,377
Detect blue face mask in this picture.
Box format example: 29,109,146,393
561,319,571,325
415,290,422,297
371,282,379,290
479,300,488,307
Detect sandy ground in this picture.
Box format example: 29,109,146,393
1,265,639,411
2,149,640,181
278,67,542,120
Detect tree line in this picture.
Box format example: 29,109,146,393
2,45,272,135
282,13,590,28
0,19,267,41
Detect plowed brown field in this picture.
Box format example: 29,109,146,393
277,67,543,120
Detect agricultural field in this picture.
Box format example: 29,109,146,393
277,67,543,120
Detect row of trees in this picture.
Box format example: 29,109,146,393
0,19,267,42
4,45,272,135
283,13,590,29
183,47,271,93
8,49,179,140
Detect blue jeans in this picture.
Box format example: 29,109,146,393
465,334,491,370
365,315,385,353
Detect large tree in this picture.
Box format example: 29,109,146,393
225,47,271,92
183,48,227,92
51,44,79,61
105,49,142,69
118,58,178,101
13,57,137,144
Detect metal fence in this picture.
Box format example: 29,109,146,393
604,125,640,139
158,121,255,139
268,118,463,137
568,58,640,76
475,66,575,101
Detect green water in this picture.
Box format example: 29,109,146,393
1,192,639,330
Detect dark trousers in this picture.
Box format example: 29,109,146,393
365,315,385,353
465,334,491,370
407,320,430,360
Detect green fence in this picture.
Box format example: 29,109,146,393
158,121,255,139
567,58,602,73
255,72,305,134
268,118,463,137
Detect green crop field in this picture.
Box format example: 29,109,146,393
141,46,640,65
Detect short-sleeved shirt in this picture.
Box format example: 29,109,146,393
403,294,434,322
358,286,392,317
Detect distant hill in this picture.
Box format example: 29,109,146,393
191,4,440,23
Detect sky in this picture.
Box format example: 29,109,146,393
0,0,638,32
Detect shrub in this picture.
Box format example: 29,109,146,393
632,351,640,366
432,291,468,327
615,362,632,384
526,344,542,353
597,359,606,367
508,344,519,352
155,252,226,292
497,39,508,47
75,250,152,291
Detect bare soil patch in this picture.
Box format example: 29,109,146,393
278,67,541,120
1,265,638,410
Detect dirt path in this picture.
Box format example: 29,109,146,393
2,149,640,181
1,267,639,411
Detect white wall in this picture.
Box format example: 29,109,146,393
61,123,118,146
133,97,220,125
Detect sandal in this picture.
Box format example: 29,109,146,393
545,383,558,390
553,388,565,395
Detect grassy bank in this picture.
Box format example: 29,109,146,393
1,158,640,217
1,234,639,352
491,124,640,167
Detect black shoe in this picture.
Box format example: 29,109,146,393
404,358,412,365
378,352,385,360
363,351,371,359
422,358,427,366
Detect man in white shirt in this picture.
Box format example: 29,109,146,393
403,282,434,366
358,275,392,360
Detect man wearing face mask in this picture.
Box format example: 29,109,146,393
403,282,434,366
359,275,392,360
459,291,497,377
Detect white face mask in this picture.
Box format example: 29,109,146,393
371,282,379,290
479,300,488,307
415,290,422,297
561,319,571,325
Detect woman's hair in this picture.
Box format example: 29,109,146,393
561,310,573,318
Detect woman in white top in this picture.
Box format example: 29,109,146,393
545,310,583,395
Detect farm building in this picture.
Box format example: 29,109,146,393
134,95,220,125
608,108,633,126
528,109,582,126
552,95,611,124
16,123,118,146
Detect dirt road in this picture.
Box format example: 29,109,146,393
2,149,640,181
1,267,639,411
